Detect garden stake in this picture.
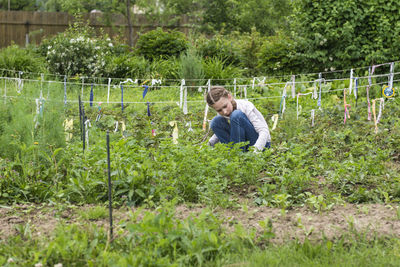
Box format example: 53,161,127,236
82,100,86,153
78,95,82,139
106,131,113,240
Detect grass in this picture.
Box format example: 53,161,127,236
0,75,400,265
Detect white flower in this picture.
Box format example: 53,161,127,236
54,264,63,267
329,57,333,61
108,43,113,47
95,46,100,50
35,263,43,267
48,45,52,49
7,258,14,263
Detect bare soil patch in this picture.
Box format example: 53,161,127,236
1,202,399,243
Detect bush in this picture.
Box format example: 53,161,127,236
104,54,148,79
202,57,243,83
149,57,180,81
38,23,115,77
195,34,241,67
179,48,204,85
0,45,46,77
257,32,301,75
234,30,267,76
136,28,188,60
291,0,400,71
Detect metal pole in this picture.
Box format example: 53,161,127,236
107,131,113,240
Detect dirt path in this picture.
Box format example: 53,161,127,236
1,203,399,243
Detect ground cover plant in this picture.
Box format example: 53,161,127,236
1,60,400,265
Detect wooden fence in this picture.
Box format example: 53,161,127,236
0,11,193,48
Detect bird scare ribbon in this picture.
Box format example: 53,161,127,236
271,114,279,131
107,78,111,104
64,118,73,141
202,80,211,131
179,79,185,108
147,102,151,117
169,121,179,144
343,89,351,124
90,83,94,107
349,69,354,95
367,66,372,121
291,75,296,98
142,85,149,99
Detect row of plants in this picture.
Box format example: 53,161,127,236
0,75,399,210
2,202,400,266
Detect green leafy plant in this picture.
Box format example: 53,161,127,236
0,45,47,77
136,28,188,60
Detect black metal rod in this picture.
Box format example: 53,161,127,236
82,101,85,153
78,95,82,140
107,131,113,240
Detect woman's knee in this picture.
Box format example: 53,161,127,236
230,110,246,122
210,115,226,130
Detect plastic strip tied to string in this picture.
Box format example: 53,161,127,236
279,82,289,118
372,98,385,134
202,79,211,131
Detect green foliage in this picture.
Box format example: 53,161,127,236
78,206,108,220
201,0,292,35
37,22,115,76
179,48,204,85
257,31,302,75
0,205,255,266
0,0,37,10
136,28,188,61
202,57,243,83
291,0,400,72
0,45,47,76
196,34,241,66
103,54,148,79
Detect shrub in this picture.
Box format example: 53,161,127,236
234,30,267,76
136,28,188,60
179,48,204,86
104,54,148,79
0,45,46,77
202,57,243,83
195,34,241,67
38,23,115,77
257,32,301,75
149,57,180,81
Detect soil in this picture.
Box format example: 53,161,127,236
1,202,399,243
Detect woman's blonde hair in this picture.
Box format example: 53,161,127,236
206,86,230,106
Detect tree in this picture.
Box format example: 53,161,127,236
0,0,37,10
291,0,400,71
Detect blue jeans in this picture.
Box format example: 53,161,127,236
210,110,270,151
